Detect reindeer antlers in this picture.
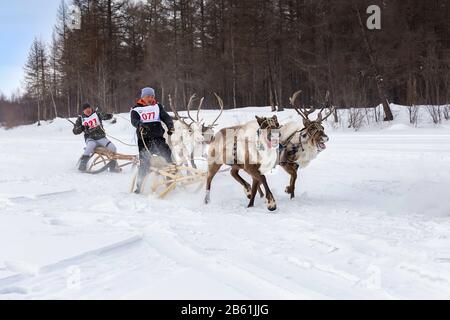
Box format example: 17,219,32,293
197,97,205,122
170,92,224,129
209,93,224,128
186,94,207,124
170,93,207,127
186,94,198,123
290,90,315,120
289,90,302,106
290,89,335,123
168,94,186,125
318,106,335,122
317,90,335,122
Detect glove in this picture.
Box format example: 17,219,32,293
168,127,175,136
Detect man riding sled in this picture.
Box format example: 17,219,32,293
131,87,175,194
73,102,120,173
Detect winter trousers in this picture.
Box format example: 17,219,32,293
138,136,173,164
136,136,173,186
83,138,117,157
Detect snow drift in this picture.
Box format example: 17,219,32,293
0,104,450,299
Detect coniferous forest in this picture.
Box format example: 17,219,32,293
0,0,449,127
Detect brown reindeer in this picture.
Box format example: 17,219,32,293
204,115,281,211
228,90,335,200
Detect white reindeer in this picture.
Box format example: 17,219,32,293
167,94,223,168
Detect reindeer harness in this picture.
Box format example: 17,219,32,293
279,121,325,163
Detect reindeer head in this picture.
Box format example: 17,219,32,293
256,115,280,130
255,115,281,149
290,90,335,152
169,94,205,144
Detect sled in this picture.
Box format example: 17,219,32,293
129,156,207,199
86,147,139,174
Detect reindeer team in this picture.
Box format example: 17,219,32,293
166,90,334,211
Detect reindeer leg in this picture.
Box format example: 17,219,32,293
190,151,197,169
257,184,265,198
230,166,253,199
205,163,222,204
281,163,299,199
259,174,277,212
247,179,259,208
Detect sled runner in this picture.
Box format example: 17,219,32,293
129,156,207,199
86,147,139,174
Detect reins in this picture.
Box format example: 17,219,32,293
99,126,138,147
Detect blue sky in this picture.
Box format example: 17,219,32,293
0,0,60,97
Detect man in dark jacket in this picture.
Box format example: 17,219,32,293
73,103,119,172
131,87,175,194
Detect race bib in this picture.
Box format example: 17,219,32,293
134,105,161,123
82,113,100,129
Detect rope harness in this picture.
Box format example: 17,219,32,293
68,117,138,147
279,121,325,164
259,117,279,129
99,125,138,147
140,128,151,154
116,114,132,123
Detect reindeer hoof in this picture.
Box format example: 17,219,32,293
267,199,277,212
247,203,255,208
204,191,211,205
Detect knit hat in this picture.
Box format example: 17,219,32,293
82,102,91,110
141,87,155,98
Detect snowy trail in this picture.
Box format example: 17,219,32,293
1,108,450,299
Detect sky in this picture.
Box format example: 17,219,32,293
0,0,61,97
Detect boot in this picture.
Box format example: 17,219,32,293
134,156,149,194
134,175,143,194
134,168,147,194
78,155,90,172
108,160,122,173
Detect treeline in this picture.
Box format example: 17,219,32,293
0,94,37,128
1,0,449,127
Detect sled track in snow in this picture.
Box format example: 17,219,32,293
0,235,143,298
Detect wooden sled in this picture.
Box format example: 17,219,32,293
87,147,139,174
129,156,206,199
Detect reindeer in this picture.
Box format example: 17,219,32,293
199,93,224,145
204,115,281,211
168,94,224,168
228,90,334,201
278,90,335,199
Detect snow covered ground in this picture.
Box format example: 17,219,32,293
1,105,450,299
